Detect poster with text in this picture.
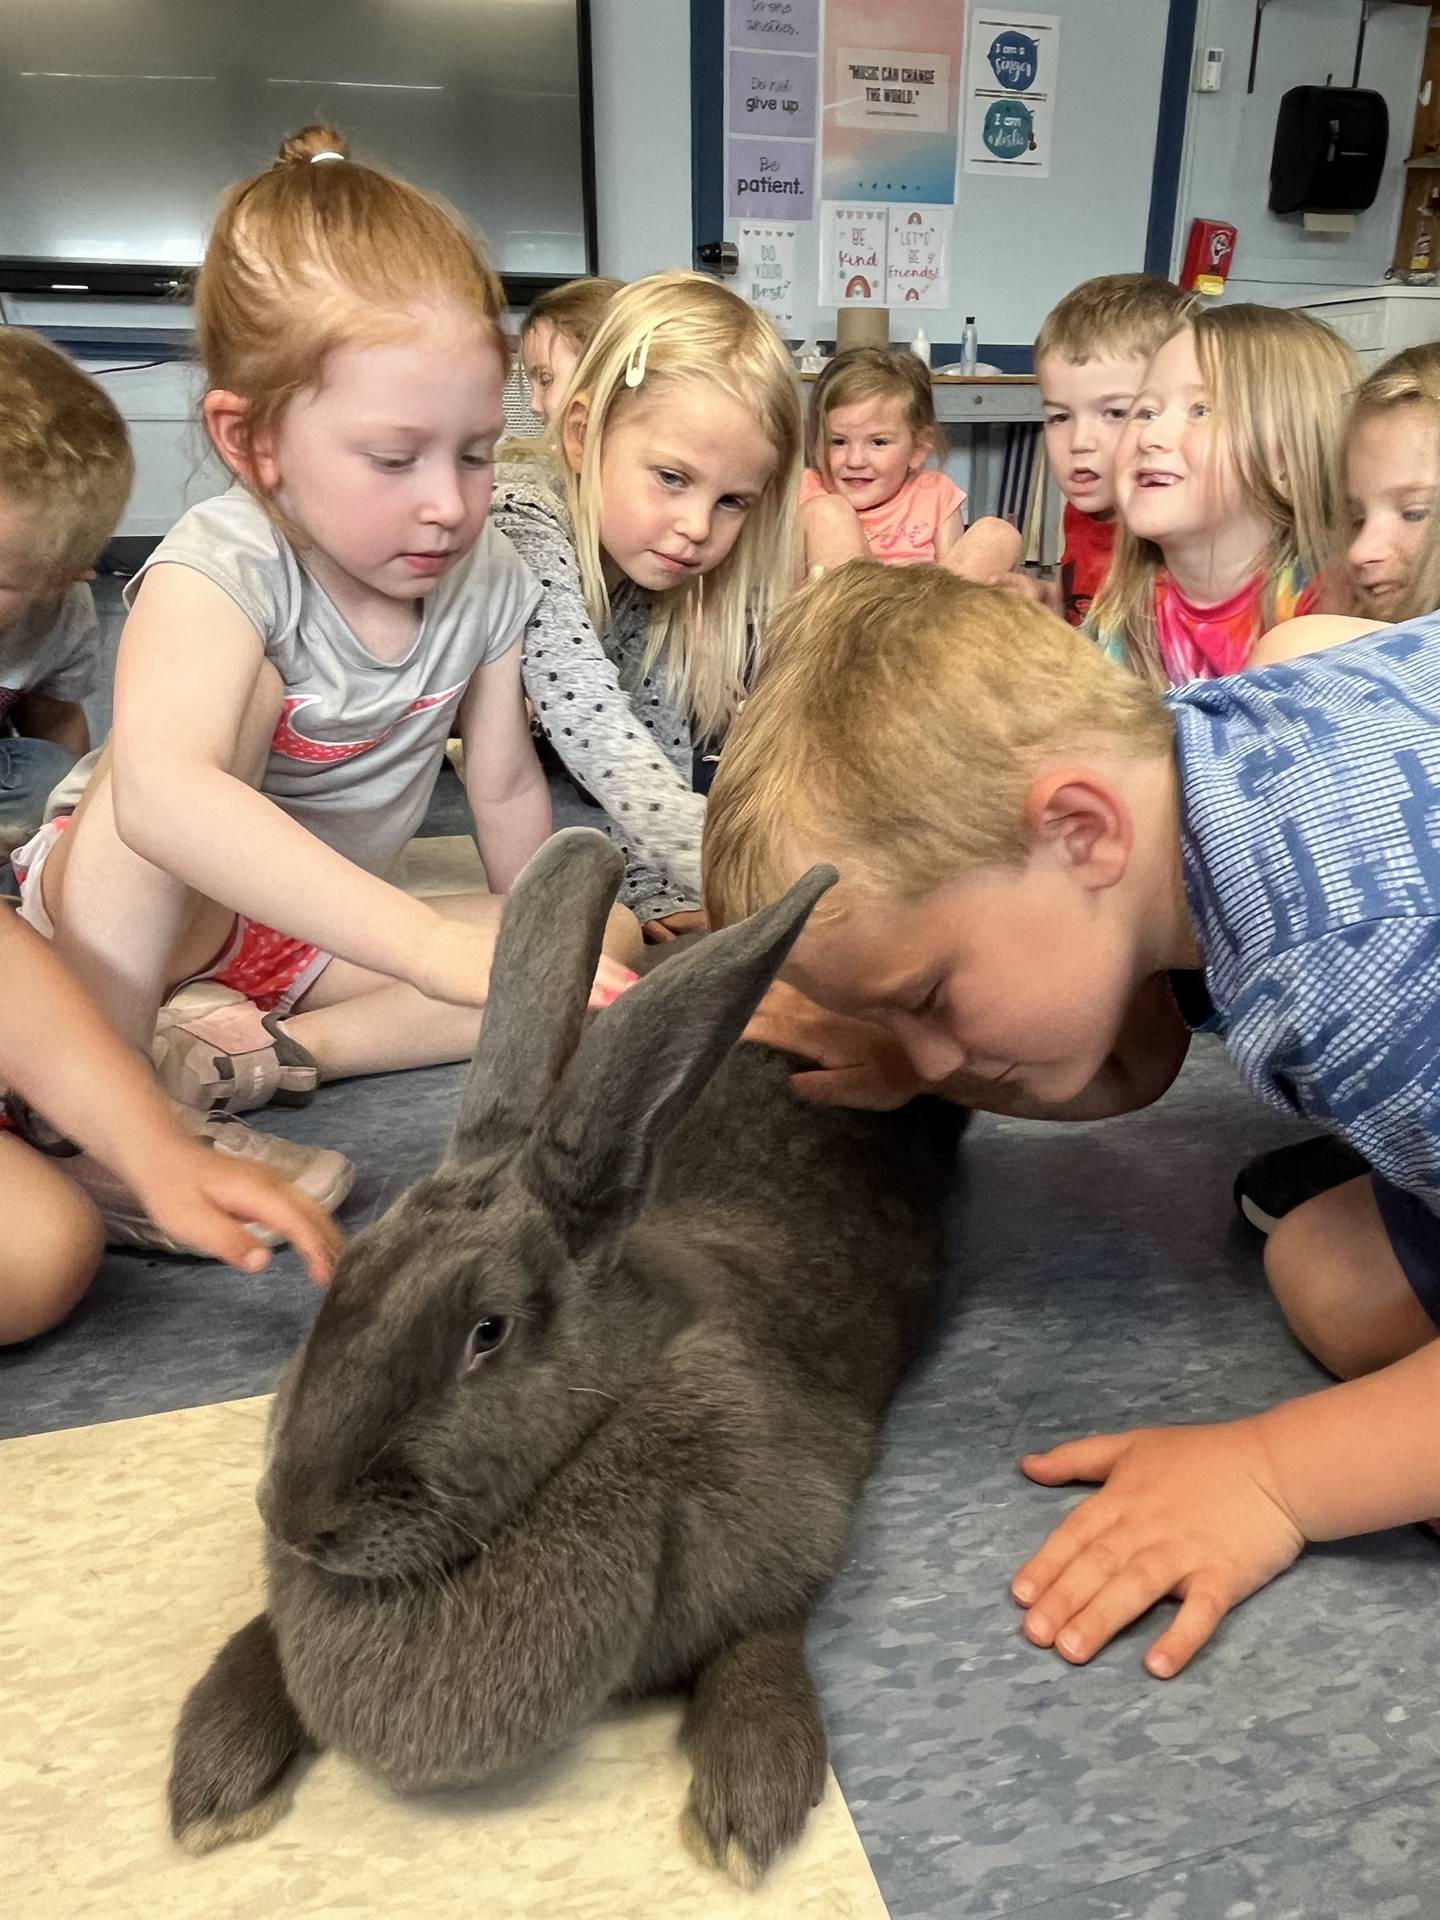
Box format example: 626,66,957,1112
963,9,1060,175
821,0,963,204
729,136,816,219
728,49,818,139
885,203,951,307
728,0,819,55
737,224,799,328
834,50,951,135
823,202,888,305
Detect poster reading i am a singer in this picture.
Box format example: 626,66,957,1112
963,9,1060,176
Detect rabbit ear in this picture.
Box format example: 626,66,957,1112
524,862,838,1245
450,827,626,1159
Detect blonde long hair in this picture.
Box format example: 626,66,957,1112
195,124,506,529
1090,304,1357,686
561,271,801,741
1338,342,1440,622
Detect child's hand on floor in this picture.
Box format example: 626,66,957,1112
743,981,927,1109
132,1139,343,1285
1011,1421,1307,1678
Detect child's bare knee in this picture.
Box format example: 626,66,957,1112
1264,1214,1335,1352
0,1165,104,1345
1264,1184,1429,1379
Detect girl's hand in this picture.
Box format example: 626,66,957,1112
743,981,928,1109
642,910,709,943
131,1140,342,1285
415,913,635,1010
993,570,1047,604
1011,1421,1307,1678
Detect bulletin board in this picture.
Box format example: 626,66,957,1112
697,0,1185,361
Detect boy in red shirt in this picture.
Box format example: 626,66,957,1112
1035,274,1193,625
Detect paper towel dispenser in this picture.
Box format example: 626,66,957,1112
1269,86,1389,216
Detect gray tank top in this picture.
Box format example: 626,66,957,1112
125,486,539,877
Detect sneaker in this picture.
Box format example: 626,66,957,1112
1233,1135,1371,1235
153,983,319,1114
5,1094,353,1255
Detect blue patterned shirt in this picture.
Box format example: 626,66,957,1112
1168,617,1440,1212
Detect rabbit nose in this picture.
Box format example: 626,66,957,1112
257,1469,347,1551
298,1526,345,1559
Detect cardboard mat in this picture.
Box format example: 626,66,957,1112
2,1397,889,1919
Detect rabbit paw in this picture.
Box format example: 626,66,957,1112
170,1784,296,1857
168,1612,310,1853
680,1651,829,1886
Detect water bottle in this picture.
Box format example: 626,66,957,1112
960,315,978,376
912,328,931,368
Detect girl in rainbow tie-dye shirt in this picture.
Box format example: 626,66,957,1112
1084,305,1355,687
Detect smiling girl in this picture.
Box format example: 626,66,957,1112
797,347,1023,584
1085,306,1356,687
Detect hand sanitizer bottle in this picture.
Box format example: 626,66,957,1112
960,315,979,376
912,328,931,367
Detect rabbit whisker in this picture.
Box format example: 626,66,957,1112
566,1384,620,1403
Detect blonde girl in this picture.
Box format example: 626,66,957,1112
1339,343,1440,623
519,275,624,426
1086,305,1357,686
12,125,634,1254
799,346,1023,582
492,270,801,937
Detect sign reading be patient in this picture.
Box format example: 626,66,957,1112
729,137,815,220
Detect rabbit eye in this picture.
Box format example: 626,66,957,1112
462,1316,511,1373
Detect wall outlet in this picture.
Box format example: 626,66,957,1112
1193,45,1224,93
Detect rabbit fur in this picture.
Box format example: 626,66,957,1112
168,827,961,1882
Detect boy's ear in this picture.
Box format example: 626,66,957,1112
1024,769,1131,891
202,391,277,490
560,395,590,475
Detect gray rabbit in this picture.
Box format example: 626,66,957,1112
168,827,961,1883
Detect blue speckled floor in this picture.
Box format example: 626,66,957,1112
3,1038,1435,1918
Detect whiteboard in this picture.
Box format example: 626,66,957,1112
0,0,593,281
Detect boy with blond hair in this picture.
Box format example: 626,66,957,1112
0,329,133,877
704,562,1438,1680
1035,273,1192,624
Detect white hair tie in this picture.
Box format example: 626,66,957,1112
310,150,346,164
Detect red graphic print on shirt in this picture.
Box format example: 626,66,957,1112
270,683,468,764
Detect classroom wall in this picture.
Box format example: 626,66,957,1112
715,0,1172,353
592,0,694,278
0,0,698,537
1171,0,1431,300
